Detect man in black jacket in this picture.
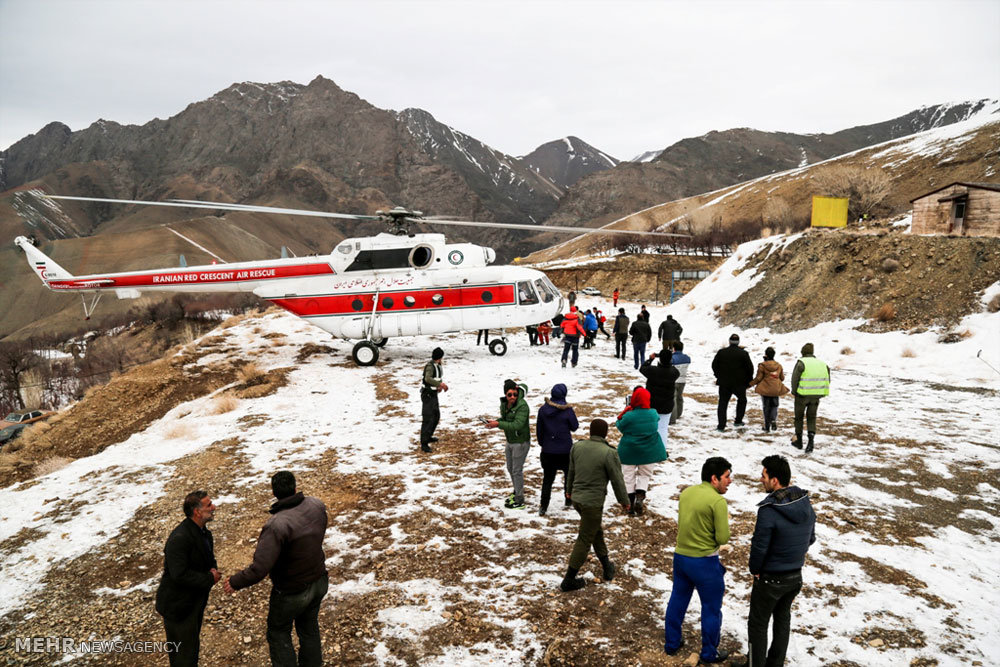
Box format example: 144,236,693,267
658,314,683,350
155,491,220,666
639,350,679,449
612,308,629,360
629,312,652,369
711,333,754,431
225,471,329,667
733,455,816,667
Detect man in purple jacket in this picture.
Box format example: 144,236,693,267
535,383,580,516
224,471,329,666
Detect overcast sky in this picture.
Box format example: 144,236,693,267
1,0,997,160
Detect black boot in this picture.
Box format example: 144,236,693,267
560,566,585,592
598,555,616,581
805,432,815,454
627,492,636,516
762,420,771,433
791,432,803,450
634,490,646,516
420,443,432,453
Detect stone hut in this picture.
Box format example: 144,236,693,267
910,182,1000,236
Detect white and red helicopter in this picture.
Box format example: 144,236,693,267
15,195,683,365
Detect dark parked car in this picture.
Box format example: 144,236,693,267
0,424,27,448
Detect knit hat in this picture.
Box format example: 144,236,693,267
801,343,814,355
432,347,444,360
729,333,740,343
550,383,567,401
590,419,609,438
503,379,518,393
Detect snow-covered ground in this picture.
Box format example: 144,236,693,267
1,235,998,665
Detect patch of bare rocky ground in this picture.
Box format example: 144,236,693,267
721,230,1000,333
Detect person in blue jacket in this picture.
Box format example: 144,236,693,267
615,386,666,516
583,309,599,349
535,383,580,516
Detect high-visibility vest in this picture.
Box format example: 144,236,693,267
796,357,829,396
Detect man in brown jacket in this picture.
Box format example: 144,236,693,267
224,471,328,666
749,346,789,433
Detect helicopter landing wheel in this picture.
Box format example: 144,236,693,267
489,339,508,357
372,337,388,348
352,340,379,366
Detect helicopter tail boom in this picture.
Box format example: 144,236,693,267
14,236,75,287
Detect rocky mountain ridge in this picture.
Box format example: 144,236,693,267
0,77,560,248
542,99,999,230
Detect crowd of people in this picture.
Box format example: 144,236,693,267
414,292,831,664
154,292,830,666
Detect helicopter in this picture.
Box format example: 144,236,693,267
14,195,685,366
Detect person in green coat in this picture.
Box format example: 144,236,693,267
615,386,666,516
485,379,531,509
560,419,630,592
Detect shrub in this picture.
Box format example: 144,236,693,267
875,303,896,321
211,394,238,414
901,348,916,358
841,346,854,355
812,165,892,220
881,258,900,273
988,294,1000,313
237,362,266,385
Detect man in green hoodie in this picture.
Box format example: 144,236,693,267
559,419,631,592
663,456,732,664
485,379,531,509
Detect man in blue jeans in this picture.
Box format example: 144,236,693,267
225,471,329,666
664,457,732,663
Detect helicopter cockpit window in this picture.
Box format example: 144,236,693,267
517,281,539,305
534,279,555,303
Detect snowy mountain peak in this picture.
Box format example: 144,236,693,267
520,136,618,188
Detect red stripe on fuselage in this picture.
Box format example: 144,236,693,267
45,263,334,290
269,285,517,317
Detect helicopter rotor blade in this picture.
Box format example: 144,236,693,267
408,217,688,238
38,194,687,237
38,195,378,221
167,199,379,221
